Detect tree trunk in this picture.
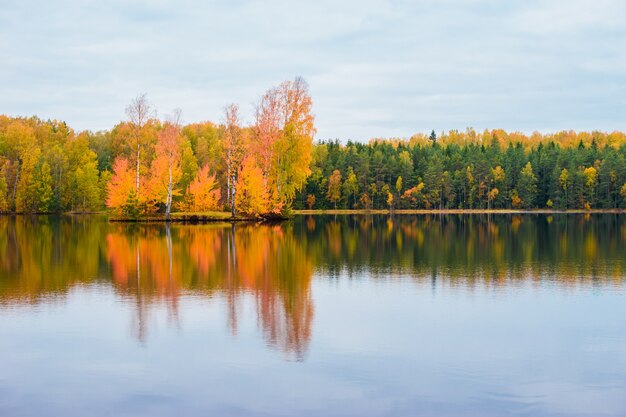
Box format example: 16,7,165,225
135,146,140,193
165,166,173,221
230,178,236,218
12,164,20,208
226,154,231,208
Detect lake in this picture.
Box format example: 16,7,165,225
0,214,625,417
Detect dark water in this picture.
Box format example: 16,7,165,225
0,214,625,417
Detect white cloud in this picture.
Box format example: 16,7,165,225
0,0,625,140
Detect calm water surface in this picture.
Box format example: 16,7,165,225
0,214,625,417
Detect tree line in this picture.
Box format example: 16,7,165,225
1,85,626,215
0,77,314,217
296,130,626,210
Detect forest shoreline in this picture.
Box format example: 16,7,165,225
2,209,624,222
295,209,625,215
0,211,288,223
108,212,290,223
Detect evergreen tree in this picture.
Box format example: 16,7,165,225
518,162,537,208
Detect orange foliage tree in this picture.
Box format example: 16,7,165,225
235,156,269,217
148,122,182,220
183,165,221,212
106,157,137,215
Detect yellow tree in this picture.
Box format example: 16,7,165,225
395,176,403,195
32,161,53,212
490,165,505,208
181,122,222,175
487,188,499,209
326,170,342,209
73,162,101,212
559,168,569,208
235,156,268,217
66,134,100,211
222,104,246,216
583,166,597,207
0,161,7,212
15,145,40,212
253,77,315,212
273,77,315,208
6,121,39,212
343,168,359,208
386,190,394,211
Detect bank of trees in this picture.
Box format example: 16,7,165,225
0,77,315,217
2,95,626,215
296,130,626,210
0,116,102,213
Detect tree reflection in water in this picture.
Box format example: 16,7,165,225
0,214,624,359
104,222,314,360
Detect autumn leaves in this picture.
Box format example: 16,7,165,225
303,133,626,212
0,120,101,213
237,77,315,216
107,102,195,220
0,77,314,216
5,80,626,216
106,77,315,219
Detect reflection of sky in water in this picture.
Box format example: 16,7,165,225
0,215,625,416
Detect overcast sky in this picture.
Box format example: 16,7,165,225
1,0,625,141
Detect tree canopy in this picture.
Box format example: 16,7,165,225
296,130,626,211
2,96,626,215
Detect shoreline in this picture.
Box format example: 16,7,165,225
109,216,258,224
294,208,625,215
0,209,624,221
108,212,290,223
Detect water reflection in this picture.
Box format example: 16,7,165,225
105,223,314,359
0,214,624,355
0,217,313,359
302,214,625,287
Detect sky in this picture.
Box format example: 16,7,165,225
1,0,625,141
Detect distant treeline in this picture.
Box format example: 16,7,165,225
1,102,626,214
296,130,626,210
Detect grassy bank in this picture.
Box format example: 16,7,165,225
294,208,625,215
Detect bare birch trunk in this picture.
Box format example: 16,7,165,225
136,146,140,193
166,166,173,221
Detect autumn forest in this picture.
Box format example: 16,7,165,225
1,77,626,217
